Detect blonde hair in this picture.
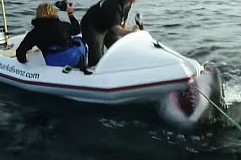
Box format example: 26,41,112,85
36,3,58,19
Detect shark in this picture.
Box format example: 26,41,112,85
157,65,226,128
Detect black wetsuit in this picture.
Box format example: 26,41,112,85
81,0,132,66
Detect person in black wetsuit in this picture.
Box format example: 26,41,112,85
81,0,140,66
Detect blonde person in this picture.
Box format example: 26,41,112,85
16,3,87,70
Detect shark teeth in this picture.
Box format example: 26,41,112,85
177,80,201,117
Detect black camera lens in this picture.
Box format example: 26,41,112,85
55,1,68,11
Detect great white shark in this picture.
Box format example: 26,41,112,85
157,65,226,128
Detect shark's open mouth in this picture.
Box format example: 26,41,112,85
177,81,200,117
158,65,226,127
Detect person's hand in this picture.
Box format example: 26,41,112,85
132,25,140,32
66,3,75,15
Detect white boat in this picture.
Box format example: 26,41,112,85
0,30,226,126
0,31,201,103
0,1,226,127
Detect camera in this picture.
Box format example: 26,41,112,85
55,0,72,11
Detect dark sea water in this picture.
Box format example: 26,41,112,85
1,0,241,160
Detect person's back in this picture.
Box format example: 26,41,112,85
16,3,80,62
81,0,139,66
29,18,78,55
82,0,125,32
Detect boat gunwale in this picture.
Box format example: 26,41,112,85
0,72,191,92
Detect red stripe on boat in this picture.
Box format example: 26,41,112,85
0,73,190,92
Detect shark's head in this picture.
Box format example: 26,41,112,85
157,65,225,128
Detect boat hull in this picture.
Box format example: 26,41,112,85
0,31,200,104
0,31,225,127
0,65,190,104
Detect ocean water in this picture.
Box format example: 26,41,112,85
1,0,241,159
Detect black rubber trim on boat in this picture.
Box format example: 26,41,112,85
153,41,163,48
61,66,92,75
62,65,72,73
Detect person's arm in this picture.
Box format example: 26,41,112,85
66,4,80,35
111,25,132,36
111,24,139,37
122,20,128,29
121,2,132,29
16,31,36,63
111,2,139,36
